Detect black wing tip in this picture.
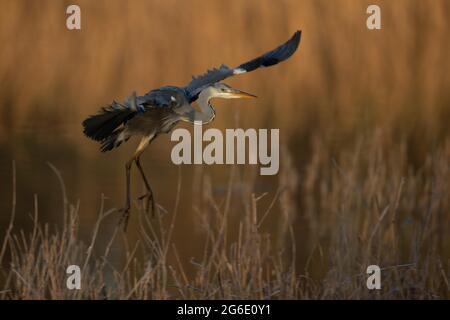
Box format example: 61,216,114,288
270,30,302,63
291,30,302,49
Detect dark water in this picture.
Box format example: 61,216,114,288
0,117,295,276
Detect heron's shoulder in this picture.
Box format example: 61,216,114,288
137,86,188,109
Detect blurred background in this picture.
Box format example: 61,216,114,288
0,0,449,296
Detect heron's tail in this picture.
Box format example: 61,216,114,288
82,101,136,152
100,128,129,152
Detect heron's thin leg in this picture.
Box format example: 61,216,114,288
132,135,154,215
119,158,134,230
118,134,154,230
135,156,155,216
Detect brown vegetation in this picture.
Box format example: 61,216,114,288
1,134,449,299
0,0,449,299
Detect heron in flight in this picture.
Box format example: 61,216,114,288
82,30,301,228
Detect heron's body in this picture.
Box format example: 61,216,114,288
82,31,302,229
110,99,182,149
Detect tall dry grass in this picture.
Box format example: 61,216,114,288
1,133,449,299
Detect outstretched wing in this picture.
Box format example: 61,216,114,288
184,30,302,101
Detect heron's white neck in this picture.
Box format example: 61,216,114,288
186,87,216,124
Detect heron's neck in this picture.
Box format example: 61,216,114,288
186,88,216,124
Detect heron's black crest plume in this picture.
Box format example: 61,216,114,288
82,101,136,142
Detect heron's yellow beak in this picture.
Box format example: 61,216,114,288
230,89,257,99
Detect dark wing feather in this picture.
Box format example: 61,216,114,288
82,87,185,141
184,65,235,101
237,30,301,72
137,86,185,110
184,30,301,101
82,101,136,141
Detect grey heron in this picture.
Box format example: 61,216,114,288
82,30,301,228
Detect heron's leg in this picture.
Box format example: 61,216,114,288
119,158,134,230
135,156,155,216
118,134,154,229
132,135,155,215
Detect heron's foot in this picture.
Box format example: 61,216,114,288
118,205,131,231
137,192,155,217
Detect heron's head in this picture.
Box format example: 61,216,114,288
209,83,257,100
